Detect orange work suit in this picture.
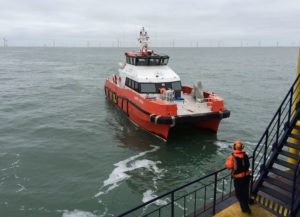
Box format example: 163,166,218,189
225,149,251,213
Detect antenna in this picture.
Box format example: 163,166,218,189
138,27,150,52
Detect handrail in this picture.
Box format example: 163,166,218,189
251,74,300,195
117,167,231,217
118,167,223,215
250,74,300,217
253,74,300,155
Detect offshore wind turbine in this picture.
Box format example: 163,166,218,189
3,38,8,47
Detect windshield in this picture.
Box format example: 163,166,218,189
171,81,181,91
140,83,156,93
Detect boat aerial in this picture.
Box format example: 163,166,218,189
104,27,230,140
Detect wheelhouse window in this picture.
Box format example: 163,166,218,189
160,58,169,65
136,58,147,66
125,77,181,96
125,77,139,92
131,58,136,65
140,83,156,93
125,53,169,66
149,58,160,66
134,82,139,90
171,81,181,91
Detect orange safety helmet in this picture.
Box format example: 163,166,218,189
233,140,244,150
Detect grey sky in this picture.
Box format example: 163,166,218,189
1,0,300,46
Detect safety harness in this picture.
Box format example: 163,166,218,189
232,153,250,178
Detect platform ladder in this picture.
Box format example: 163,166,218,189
250,74,300,217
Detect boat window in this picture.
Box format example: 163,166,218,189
140,83,156,93
136,58,147,66
134,82,139,90
132,58,136,65
171,81,181,91
161,58,169,65
149,58,160,66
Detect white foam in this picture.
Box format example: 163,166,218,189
16,184,26,192
11,159,20,166
245,141,258,146
142,190,168,206
95,145,161,198
214,141,230,149
62,210,98,217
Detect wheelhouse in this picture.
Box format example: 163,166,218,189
125,52,169,66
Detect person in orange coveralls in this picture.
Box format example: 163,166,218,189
225,140,251,214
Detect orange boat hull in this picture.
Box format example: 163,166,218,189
104,80,229,140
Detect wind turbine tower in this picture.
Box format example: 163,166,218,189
3,38,8,47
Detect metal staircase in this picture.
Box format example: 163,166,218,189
251,74,300,217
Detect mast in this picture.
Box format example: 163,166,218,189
138,27,150,52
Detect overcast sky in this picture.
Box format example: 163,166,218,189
1,0,300,46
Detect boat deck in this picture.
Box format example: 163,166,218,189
175,93,211,115
142,92,212,115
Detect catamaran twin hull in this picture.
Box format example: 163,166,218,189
105,80,230,140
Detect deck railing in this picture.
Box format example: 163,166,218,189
250,74,300,215
117,167,234,217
